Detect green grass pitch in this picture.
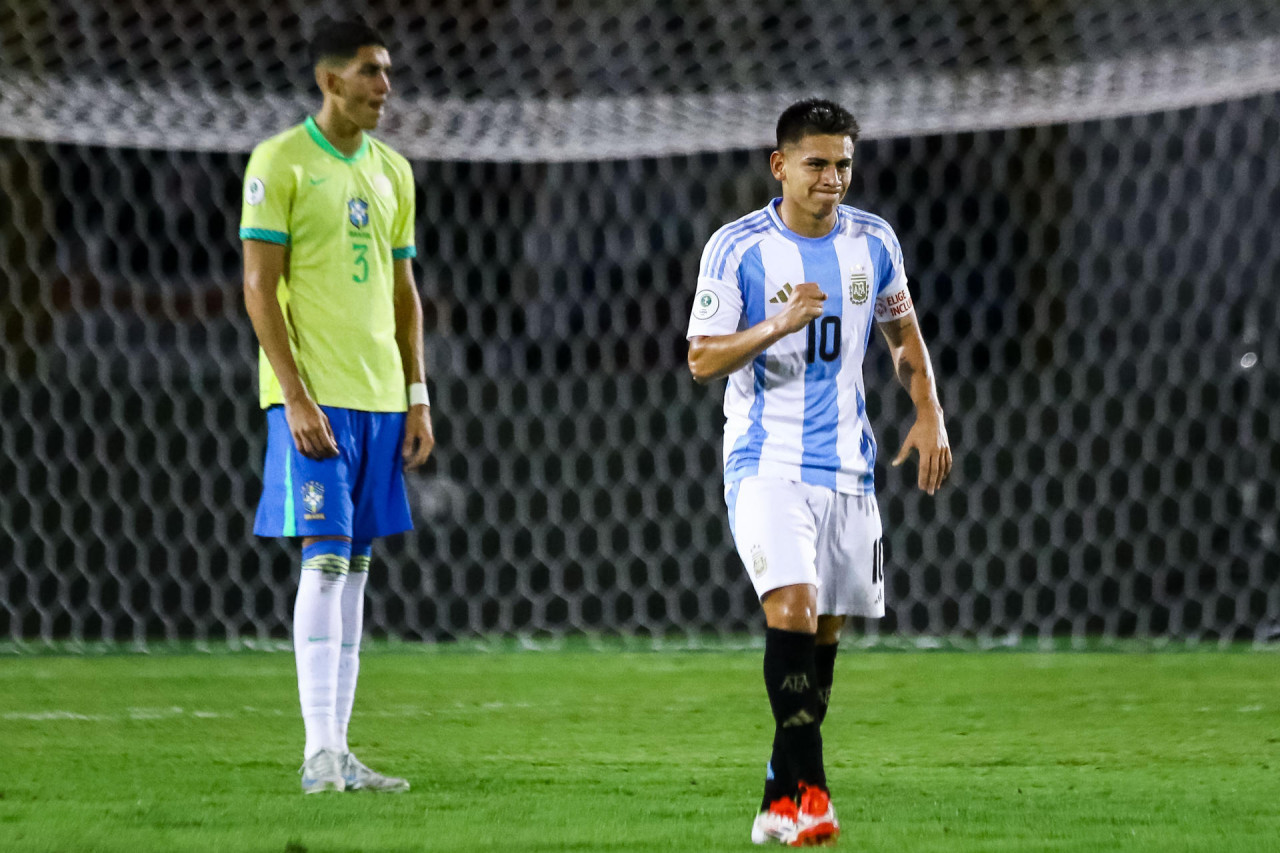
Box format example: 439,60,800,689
2,646,1277,852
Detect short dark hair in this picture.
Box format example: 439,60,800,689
310,19,386,67
776,98,860,150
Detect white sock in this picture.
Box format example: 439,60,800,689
294,553,349,759
336,568,368,754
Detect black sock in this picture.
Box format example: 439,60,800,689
761,627,826,801
815,642,839,726
760,730,790,810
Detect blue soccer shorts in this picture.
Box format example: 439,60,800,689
254,405,413,541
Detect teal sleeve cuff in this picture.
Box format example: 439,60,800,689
392,246,417,260
239,228,289,245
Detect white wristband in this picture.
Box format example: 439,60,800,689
408,382,430,407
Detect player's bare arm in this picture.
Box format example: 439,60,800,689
393,257,434,470
242,239,339,460
687,282,827,383
880,312,951,494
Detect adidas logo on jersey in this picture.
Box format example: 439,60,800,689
769,283,794,304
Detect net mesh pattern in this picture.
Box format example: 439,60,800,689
2,1,1278,647
4,1,1280,159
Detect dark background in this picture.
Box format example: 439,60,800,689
2,1,1277,644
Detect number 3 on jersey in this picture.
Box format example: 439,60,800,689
805,316,841,363
351,242,369,283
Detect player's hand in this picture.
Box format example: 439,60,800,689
892,407,952,495
284,395,340,460
402,405,435,471
774,282,827,335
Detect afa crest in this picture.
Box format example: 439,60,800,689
348,198,369,228
849,271,870,304
301,481,325,516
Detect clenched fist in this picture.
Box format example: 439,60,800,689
773,282,827,335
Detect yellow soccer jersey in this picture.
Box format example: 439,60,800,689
240,117,417,411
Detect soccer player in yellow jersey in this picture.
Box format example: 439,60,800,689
240,20,433,794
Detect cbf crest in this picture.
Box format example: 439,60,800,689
347,198,369,228
849,269,870,305
301,481,325,519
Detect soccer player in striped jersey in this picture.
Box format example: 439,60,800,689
240,20,434,794
687,99,952,845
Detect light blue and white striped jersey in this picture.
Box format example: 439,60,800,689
687,199,915,495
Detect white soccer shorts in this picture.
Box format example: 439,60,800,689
726,476,885,618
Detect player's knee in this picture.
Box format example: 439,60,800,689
816,616,845,645
766,610,817,633
762,586,818,633
302,535,352,547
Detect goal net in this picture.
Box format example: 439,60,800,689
2,0,1278,648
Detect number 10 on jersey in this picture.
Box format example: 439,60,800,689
805,316,841,363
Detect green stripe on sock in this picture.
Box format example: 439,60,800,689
350,555,372,574
301,554,350,575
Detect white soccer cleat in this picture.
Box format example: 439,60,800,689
752,796,800,845
341,752,410,793
792,783,840,847
300,748,346,794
